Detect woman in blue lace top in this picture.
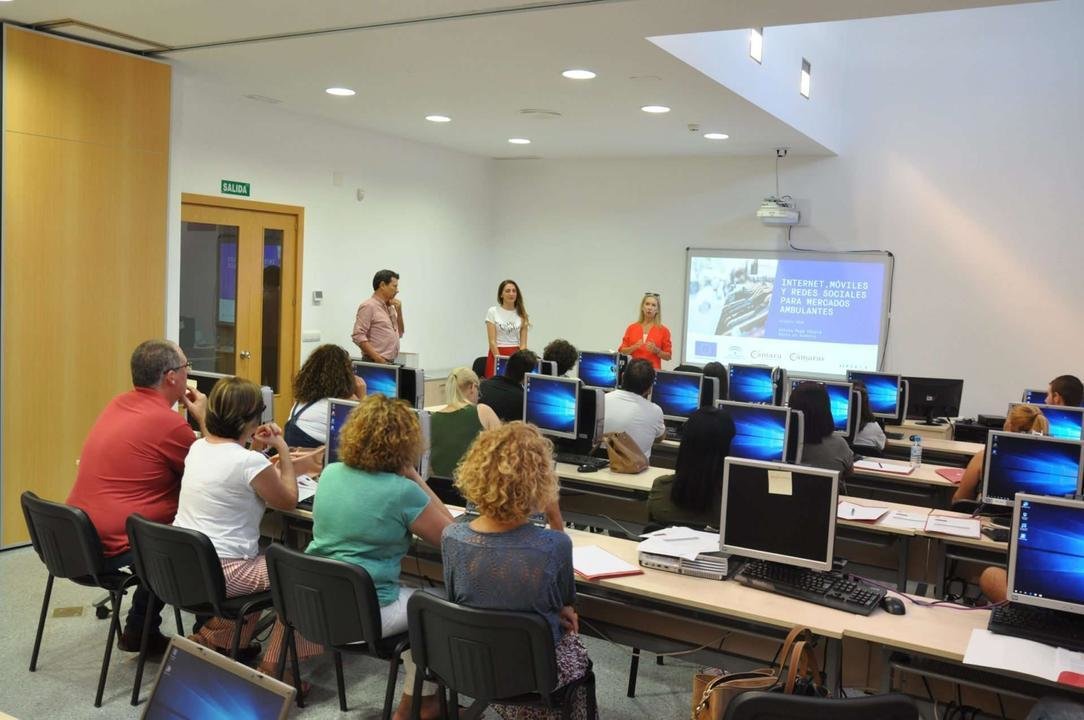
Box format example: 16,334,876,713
441,422,593,720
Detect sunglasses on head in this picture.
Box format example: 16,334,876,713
644,292,660,298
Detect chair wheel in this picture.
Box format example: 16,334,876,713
95,605,111,619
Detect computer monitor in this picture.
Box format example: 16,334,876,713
554,386,607,456
787,379,853,436
1007,494,1084,616
325,399,431,477
186,371,272,428
141,636,293,720
727,364,776,405
325,398,359,466
652,370,704,421
847,370,902,419
717,401,796,463
1008,402,1084,441
720,458,840,572
397,367,425,409
187,370,229,431
577,351,620,390
523,373,579,440
352,361,399,399
1022,388,1048,404
495,356,554,378
980,431,1083,506
903,376,964,425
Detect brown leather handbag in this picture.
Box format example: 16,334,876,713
690,626,825,720
602,431,649,474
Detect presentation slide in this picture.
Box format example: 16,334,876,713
683,250,893,375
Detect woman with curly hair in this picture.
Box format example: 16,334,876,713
443,423,594,720
306,393,453,720
282,344,365,448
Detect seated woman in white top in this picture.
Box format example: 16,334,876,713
173,377,322,686
282,343,366,448
850,381,887,452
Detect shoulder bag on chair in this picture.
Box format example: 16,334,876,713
690,626,828,720
602,431,648,474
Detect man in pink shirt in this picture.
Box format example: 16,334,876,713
67,340,206,655
352,269,406,363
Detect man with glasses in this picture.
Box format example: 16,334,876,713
67,340,207,655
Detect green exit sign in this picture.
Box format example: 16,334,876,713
221,180,250,196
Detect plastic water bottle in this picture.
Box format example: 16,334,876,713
909,434,923,468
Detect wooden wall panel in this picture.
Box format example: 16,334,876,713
2,26,170,547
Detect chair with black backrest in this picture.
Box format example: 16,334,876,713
265,544,409,717
407,592,596,720
21,491,141,707
471,356,488,378
723,691,919,720
126,514,274,705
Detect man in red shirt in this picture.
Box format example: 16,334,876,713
67,340,206,654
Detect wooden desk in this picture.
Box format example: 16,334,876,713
849,461,958,508
886,421,955,441
884,436,982,467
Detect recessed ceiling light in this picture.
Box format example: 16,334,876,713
425,114,451,123
641,105,670,114
562,69,596,80
508,138,532,145
325,87,356,96
704,133,730,140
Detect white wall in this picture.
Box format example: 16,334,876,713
493,0,1084,417
167,72,496,374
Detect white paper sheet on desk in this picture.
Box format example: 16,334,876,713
837,501,889,522
924,514,981,538
879,508,930,531
572,545,641,579
964,629,1084,683
640,525,700,540
296,475,318,503
854,459,915,475
637,528,721,560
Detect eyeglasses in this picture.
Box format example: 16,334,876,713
643,292,660,298
165,361,192,374
247,404,267,422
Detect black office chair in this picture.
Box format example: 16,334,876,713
20,491,141,707
471,356,488,378
722,691,919,720
265,544,409,717
407,592,597,720
126,514,274,705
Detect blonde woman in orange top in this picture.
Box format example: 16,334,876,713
619,292,672,370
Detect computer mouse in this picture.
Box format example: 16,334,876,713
880,596,906,615
577,464,599,473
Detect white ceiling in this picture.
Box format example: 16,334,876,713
2,0,1040,159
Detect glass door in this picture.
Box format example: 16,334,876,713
180,201,299,424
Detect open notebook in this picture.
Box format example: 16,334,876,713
141,636,295,720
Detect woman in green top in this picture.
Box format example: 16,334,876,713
306,393,454,720
429,367,500,478
647,407,735,529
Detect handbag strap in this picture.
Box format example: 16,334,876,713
774,626,811,671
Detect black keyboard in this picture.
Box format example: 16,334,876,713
734,560,885,616
554,452,609,469
989,603,1084,652
885,431,905,440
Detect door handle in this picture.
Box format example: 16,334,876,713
240,351,251,359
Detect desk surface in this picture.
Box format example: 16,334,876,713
852,460,957,488
885,436,983,456
555,462,664,494
275,503,996,663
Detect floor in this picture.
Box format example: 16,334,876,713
0,545,700,719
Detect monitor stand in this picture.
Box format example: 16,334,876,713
916,410,947,426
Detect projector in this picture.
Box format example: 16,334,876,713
756,196,800,225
